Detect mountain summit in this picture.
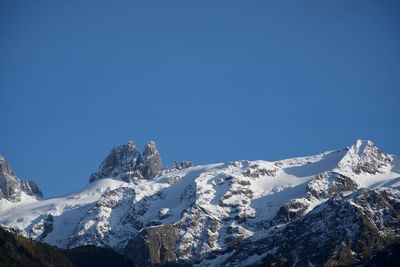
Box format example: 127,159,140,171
337,139,392,175
1,139,399,267
0,155,42,203
89,140,162,183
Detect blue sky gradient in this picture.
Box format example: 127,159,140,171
1,0,399,197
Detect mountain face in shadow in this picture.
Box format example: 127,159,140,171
0,226,135,267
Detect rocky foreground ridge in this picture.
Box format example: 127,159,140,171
1,140,400,266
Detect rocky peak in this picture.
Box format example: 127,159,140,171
337,139,391,175
90,140,162,183
137,141,162,179
0,155,14,176
89,141,140,183
0,155,42,202
142,141,158,157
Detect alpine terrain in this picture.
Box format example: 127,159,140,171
1,139,400,266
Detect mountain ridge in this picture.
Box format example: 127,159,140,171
1,139,399,266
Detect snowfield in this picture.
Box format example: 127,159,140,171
1,139,399,266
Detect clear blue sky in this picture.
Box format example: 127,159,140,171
1,1,399,197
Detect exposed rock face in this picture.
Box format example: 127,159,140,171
273,172,359,224
2,139,400,267
242,161,279,178
170,161,193,171
0,156,13,176
124,225,178,267
31,214,54,241
338,139,392,175
20,180,43,197
137,141,162,179
221,188,400,267
90,141,140,182
90,141,162,182
0,155,42,202
67,186,137,251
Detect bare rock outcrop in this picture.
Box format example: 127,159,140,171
0,155,42,202
90,140,162,182
124,225,178,267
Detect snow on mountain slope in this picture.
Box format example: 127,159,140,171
0,192,38,214
0,154,44,215
0,178,126,245
0,139,399,267
0,155,42,204
213,187,400,267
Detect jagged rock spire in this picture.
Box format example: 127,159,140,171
90,140,162,183
89,141,140,182
137,141,162,179
0,155,14,176
0,155,43,202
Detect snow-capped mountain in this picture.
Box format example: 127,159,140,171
0,155,42,205
0,140,399,267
